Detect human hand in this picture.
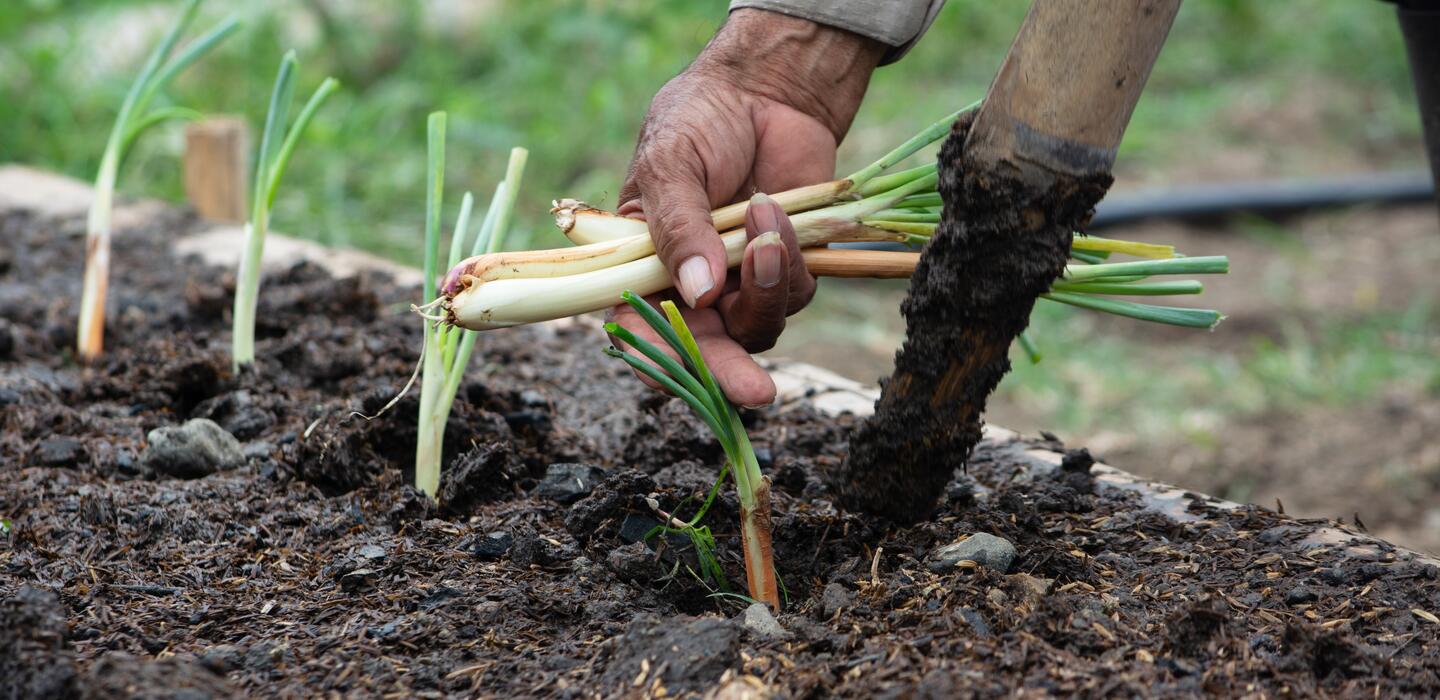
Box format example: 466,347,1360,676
613,8,884,405
609,194,810,407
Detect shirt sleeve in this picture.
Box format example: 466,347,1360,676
728,0,945,65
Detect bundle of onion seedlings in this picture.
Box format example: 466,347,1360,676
413,112,528,498
434,105,1229,336
606,292,780,609
76,0,238,361
231,51,338,369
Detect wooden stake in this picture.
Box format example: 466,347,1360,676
183,117,249,222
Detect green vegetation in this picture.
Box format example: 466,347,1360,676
1,2,1418,260
1,2,1431,509
413,111,528,498
606,291,780,609
73,0,237,361
231,51,338,369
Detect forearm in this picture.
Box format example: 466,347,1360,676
695,9,886,139
729,0,944,65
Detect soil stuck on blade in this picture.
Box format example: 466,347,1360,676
839,117,1112,521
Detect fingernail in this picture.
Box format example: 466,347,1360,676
678,256,714,308
754,231,783,289
748,192,781,235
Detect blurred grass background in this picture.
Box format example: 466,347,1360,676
2,0,1438,550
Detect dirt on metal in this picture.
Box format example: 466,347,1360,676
841,116,1112,523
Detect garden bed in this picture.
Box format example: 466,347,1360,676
2,168,1438,698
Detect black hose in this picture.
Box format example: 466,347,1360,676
832,169,1434,252
1086,170,1434,229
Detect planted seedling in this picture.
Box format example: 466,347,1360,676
76,0,238,361
604,292,780,610
433,106,1230,336
413,112,529,498
231,51,339,369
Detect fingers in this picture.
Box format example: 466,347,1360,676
718,232,789,353
610,299,777,408
743,192,816,313
688,312,778,408
620,129,730,311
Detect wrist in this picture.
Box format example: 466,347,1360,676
693,8,884,139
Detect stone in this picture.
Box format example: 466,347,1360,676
468,531,513,560
533,463,607,504
242,441,274,461
30,437,87,468
739,602,788,640
339,569,377,592
1285,585,1318,605
606,541,654,582
618,513,663,545
930,533,1017,574
141,418,243,479
357,544,386,560
821,583,853,617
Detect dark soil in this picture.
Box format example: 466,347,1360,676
842,116,1110,522
3,205,1439,698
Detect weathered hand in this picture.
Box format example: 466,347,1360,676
608,194,810,407
613,8,884,405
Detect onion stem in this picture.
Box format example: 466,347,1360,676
77,0,238,361
415,110,528,498
232,52,338,369
607,292,779,608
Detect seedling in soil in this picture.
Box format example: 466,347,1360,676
604,291,781,610
413,112,528,498
76,0,238,361
433,107,1230,337
231,52,338,369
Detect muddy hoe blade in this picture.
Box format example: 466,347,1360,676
837,0,1183,521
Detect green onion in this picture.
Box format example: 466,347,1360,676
414,110,529,498
231,51,338,369
606,291,780,609
1042,291,1224,329
77,0,238,361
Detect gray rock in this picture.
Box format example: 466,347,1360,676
31,437,86,468
468,531,513,560
606,541,654,581
357,544,386,560
339,569,377,592
242,441,274,461
1285,585,1317,605
739,603,788,640
141,419,243,479
930,533,1017,574
533,463,607,504
821,583,853,617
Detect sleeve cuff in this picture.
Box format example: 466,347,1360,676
729,0,945,65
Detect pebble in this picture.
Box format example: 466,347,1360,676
469,531,513,560
242,441,274,461
606,541,653,581
30,437,86,468
930,533,1017,574
140,418,243,479
533,463,607,504
339,569,377,592
1285,585,1318,605
739,602,789,640
821,583,853,617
